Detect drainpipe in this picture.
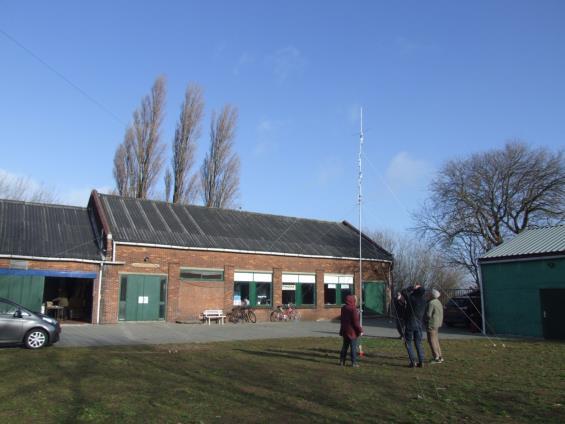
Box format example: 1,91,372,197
97,262,103,324
478,263,486,335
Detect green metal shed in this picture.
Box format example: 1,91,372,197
479,225,565,339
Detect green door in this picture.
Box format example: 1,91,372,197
122,275,165,321
363,281,385,315
0,275,45,312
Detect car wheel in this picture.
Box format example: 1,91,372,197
24,328,48,349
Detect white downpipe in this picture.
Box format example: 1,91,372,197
96,262,103,324
478,265,486,335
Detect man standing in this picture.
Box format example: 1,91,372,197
403,284,427,368
426,289,444,363
339,295,363,367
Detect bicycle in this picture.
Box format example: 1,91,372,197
228,306,256,323
270,304,301,322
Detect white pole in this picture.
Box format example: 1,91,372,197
358,107,364,326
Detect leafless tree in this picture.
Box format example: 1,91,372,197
112,76,167,199
371,229,465,293
200,105,240,208
113,127,136,196
164,169,172,202
0,170,58,203
414,141,565,283
172,84,204,204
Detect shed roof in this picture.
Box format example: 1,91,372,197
480,225,565,261
97,193,392,261
0,198,102,261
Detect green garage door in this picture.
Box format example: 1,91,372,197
0,275,44,312
363,281,385,315
119,275,166,321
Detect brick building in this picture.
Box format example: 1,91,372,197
1,191,393,324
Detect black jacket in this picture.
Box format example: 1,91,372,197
403,287,426,331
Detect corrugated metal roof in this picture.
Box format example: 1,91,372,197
0,199,102,261
99,194,392,261
481,225,565,260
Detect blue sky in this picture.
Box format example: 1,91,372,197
1,1,564,234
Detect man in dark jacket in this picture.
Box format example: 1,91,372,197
339,294,363,367
403,284,427,368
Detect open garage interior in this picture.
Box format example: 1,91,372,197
0,271,95,324
43,277,94,323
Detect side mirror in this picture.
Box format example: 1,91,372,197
13,309,22,319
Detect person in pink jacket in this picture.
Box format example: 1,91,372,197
339,295,364,367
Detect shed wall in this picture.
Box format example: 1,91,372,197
482,257,565,337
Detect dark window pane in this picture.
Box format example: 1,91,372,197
324,286,336,305
282,288,296,305
234,282,250,304
160,279,167,302
256,283,271,306
301,283,315,305
340,285,352,304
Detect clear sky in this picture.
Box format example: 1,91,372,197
1,1,564,234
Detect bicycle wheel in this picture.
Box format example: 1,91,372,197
247,310,257,323
292,310,301,321
228,311,239,324
270,310,280,322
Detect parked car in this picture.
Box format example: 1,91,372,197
443,291,482,331
0,297,61,349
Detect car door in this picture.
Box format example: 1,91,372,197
0,300,23,343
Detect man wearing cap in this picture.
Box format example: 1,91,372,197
426,288,444,364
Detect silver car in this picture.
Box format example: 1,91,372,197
0,297,61,349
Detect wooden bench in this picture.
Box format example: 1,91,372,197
201,309,226,325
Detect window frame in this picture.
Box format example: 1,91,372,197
282,273,316,308
180,268,224,282
233,271,273,308
323,274,355,306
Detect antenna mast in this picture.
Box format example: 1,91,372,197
358,107,364,326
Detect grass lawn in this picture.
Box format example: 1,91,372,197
1,337,564,423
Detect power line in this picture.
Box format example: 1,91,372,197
0,27,127,127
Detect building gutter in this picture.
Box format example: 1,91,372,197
113,241,392,263
0,254,103,265
478,254,565,265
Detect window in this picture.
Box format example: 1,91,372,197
0,300,18,315
234,272,272,307
180,268,224,281
159,277,167,319
324,274,354,306
282,273,316,307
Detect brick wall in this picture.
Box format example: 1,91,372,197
100,244,391,324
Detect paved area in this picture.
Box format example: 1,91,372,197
57,317,482,348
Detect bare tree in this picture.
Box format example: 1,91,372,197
200,105,240,208
0,170,58,203
112,76,167,199
164,169,172,203
172,84,204,204
371,229,465,293
414,141,565,283
113,127,136,196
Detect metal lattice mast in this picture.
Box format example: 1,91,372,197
358,107,364,326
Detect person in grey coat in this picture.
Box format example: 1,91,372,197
426,288,444,363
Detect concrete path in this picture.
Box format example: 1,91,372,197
57,317,482,348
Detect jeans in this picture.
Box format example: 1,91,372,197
340,337,358,365
405,327,424,365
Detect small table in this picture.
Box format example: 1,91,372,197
46,305,65,320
